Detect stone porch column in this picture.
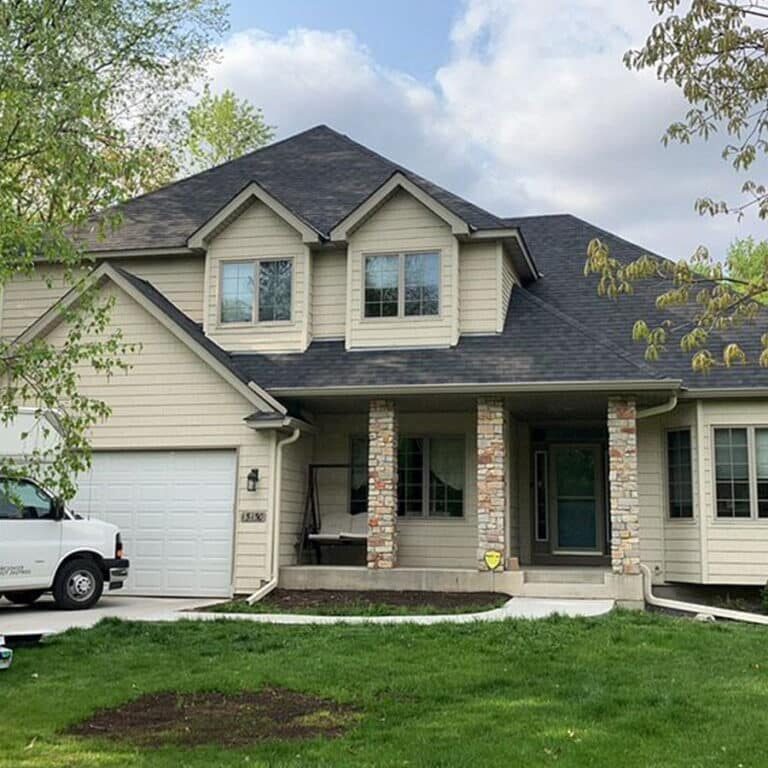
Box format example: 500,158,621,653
477,397,507,570
607,398,640,575
367,399,398,569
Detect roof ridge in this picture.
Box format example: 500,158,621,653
515,287,664,379
319,127,506,231
96,125,334,214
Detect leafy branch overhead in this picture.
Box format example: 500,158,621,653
0,0,227,496
585,0,768,373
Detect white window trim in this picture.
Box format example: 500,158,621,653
534,449,549,541
361,250,442,321
711,424,768,522
218,257,295,327
664,427,697,522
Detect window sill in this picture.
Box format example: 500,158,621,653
217,320,296,330
397,515,466,523
359,314,443,324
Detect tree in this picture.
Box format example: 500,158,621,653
179,85,274,174
0,0,227,498
727,237,768,297
584,0,768,372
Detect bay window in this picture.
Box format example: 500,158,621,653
714,426,768,519
667,429,694,519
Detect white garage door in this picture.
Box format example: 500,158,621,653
73,450,237,597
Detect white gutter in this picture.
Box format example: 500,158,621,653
246,426,302,604
637,393,678,419
640,565,768,625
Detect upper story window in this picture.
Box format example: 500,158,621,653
220,259,292,324
714,426,768,519
364,251,440,319
667,429,693,519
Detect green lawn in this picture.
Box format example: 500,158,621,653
2,611,768,767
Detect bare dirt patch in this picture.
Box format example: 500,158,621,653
66,688,358,748
204,588,509,616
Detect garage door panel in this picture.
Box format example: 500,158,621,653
74,450,236,597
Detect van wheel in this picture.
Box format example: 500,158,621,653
53,559,103,610
3,590,44,605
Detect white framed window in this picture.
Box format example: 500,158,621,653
666,429,694,519
363,251,440,319
713,426,768,519
220,258,292,324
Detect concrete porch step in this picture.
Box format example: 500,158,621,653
523,569,607,585
519,568,612,599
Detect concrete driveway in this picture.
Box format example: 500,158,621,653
0,594,218,637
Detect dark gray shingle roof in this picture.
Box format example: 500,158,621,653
80,125,505,252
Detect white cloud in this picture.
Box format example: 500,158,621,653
209,1,765,259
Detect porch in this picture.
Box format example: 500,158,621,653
280,390,662,604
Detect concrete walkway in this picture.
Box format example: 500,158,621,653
1,594,614,637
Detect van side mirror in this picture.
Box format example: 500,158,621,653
52,497,65,521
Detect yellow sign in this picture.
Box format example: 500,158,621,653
483,550,503,571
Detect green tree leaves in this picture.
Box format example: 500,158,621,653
180,84,275,174
0,0,227,496
587,2,768,374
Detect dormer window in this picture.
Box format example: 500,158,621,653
364,251,440,319
220,259,292,324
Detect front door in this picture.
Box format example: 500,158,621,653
549,445,604,555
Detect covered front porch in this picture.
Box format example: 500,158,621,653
280,389,659,604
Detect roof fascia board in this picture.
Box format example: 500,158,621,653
83,247,197,259
267,379,683,398
680,387,768,399
188,182,322,248
16,263,280,415
330,172,471,240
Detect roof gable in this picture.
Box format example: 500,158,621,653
77,125,507,254
16,263,284,415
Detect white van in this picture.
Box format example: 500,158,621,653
0,410,129,610
0,477,129,609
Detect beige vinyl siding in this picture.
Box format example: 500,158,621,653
347,189,458,349
312,410,478,568
500,247,516,331
699,399,768,584
637,404,702,584
278,434,312,566
43,282,274,594
311,248,346,339
0,255,205,340
459,242,498,334
205,200,308,353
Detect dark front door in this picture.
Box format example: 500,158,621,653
531,441,607,562
549,445,604,554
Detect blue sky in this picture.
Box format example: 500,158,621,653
213,1,764,260
229,1,462,81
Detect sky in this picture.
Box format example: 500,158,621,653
217,0,766,260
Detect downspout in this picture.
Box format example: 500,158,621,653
246,426,301,604
640,564,768,625
636,393,677,420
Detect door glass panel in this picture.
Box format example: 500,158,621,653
554,447,598,550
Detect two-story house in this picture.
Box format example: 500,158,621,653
6,125,768,606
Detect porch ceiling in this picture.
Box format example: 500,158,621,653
287,389,673,419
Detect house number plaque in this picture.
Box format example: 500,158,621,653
241,511,266,523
